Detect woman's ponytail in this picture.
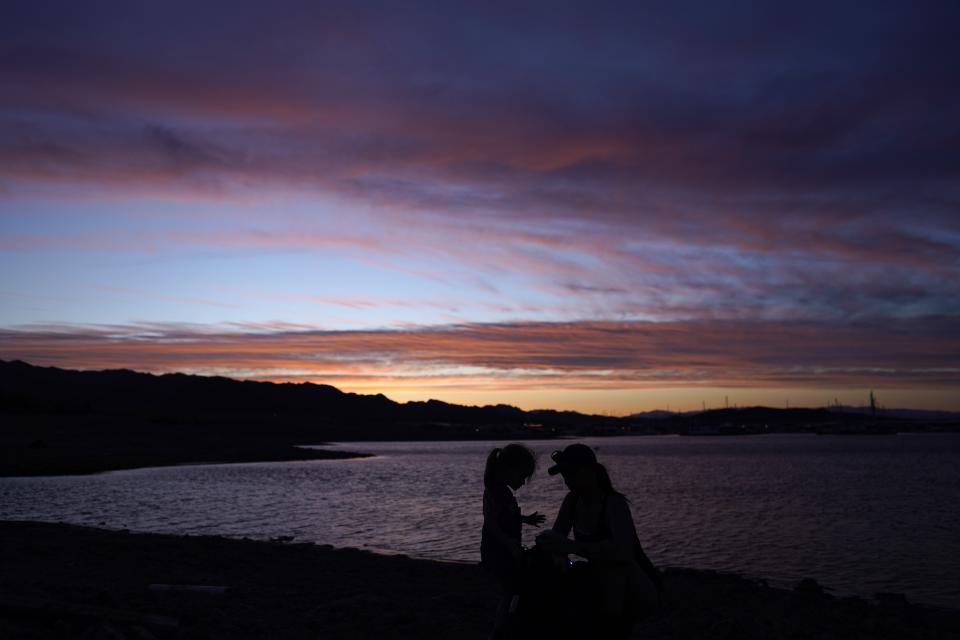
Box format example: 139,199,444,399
595,462,623,498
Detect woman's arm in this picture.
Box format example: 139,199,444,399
551,492,576,536
536,492,576,551
566,495,636,564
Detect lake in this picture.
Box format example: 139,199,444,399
1,433,958,609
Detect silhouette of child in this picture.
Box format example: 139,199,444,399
481,444,545,639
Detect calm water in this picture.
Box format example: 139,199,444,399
1,434,958,609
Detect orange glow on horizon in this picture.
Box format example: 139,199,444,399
4,317,958,412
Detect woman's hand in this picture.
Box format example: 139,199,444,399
535,529,572,553
522,511,546,527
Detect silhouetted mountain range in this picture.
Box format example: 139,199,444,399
4,360,958,437
827,406,960,421
2,360,958,476
631,405,960,423
0,359,619,438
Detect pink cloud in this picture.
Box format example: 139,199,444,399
2,318,957,392
3,5,958,338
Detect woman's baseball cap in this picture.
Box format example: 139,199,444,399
547,443,597,475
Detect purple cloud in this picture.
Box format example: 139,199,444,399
2,0,958,407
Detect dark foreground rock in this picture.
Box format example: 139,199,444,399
0,522,957,639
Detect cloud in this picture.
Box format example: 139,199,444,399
6,196,958,325
3,317,958,391
3,2,958,222
1,0,958,392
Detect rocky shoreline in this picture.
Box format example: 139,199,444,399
1,521,957,639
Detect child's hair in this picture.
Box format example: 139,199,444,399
484,443,537,489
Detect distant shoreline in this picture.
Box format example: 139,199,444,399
1,521,956,639
0,435,374,478
6,429,960,478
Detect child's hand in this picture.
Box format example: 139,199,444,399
523,511,546,527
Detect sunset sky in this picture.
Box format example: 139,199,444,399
2,1,958,413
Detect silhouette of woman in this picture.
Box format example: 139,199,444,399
536,443,662,638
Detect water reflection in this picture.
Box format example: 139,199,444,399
1,434,958,609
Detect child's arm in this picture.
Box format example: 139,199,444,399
521,511,545,527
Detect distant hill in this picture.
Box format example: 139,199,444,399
827,405,960,422
7,360,955,477
628,409,678,420
0,359,627,476
2,360,956,441
0,359,619,439
651,406,843,434
632,405,960,424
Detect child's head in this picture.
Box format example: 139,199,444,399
484,443,537,490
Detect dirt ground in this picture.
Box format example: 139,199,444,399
0,522,957,639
